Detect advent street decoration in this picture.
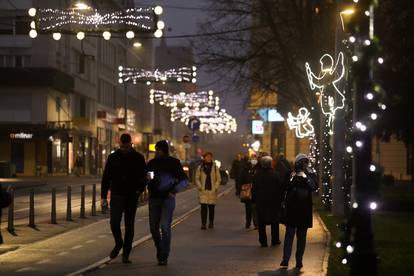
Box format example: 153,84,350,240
27,5,164,40
119,66,197,84
305,52,346,134
287,107,315,138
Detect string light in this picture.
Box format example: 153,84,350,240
76,31,85,40
52,32,61,40
369,202,377,210
119,66,196,84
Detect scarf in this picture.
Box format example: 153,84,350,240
202,162,213,190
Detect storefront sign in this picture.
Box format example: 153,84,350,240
252,120,264,135
10,132,33,139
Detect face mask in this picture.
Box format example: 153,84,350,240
250,159,258,165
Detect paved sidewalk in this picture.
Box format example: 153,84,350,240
91,192,328,276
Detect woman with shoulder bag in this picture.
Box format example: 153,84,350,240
280,154,318,270
239,156,258,229
195,152,221,230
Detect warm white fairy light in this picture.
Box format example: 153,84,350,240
287,107,315,138
352,202,358,209
305,52,345,130
29,6,162,39
356,140,363,148
346,146,353,153
154,29,163,38
119,66,197,84
377,57,384,64
349,36,356,43
102,31,111,40
346,245,354,254
76,31,85,40
336,242,342,248
370,164,376,172
352,55,359,62
369,202,377,210
52,32,61,40
342,258,348,265
370,113,378,120
29,29,38,38
366,92,374,100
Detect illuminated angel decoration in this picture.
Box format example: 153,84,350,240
305,52,345,131
287,107,315,138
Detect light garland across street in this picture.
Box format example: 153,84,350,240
28,5,164,39
119,66,197,84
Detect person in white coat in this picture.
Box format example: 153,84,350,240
195,152,221,229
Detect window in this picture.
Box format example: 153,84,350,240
98,79,116,108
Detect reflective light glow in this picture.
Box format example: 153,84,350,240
287,107,315,138
305,52,345,130
119,66,197,84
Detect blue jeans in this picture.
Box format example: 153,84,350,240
149,196,175,261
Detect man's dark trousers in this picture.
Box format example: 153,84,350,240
110,194,139,257
282,226,308,264
149,196,175,261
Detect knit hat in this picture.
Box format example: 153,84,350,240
295,153,309,163
260,156,273,169
155,140,169,154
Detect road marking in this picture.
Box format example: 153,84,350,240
86,239,96,244
71,245,83,250
16,267,34,272
67,186,234,276
36,259,51,264
57,251,68,256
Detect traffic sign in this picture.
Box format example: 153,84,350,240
192,134,200,143
188,117,201,131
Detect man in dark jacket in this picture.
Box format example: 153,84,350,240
101,133,147,263
280,153,318,270
230,154,243,195
252,156,282,247
147,140,188,266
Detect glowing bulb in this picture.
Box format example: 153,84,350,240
352,202,358,208
192,66,197,71
103,31,111,40
378,57,384,64
154,29,163,38
370,164,376,172
30,21,36,29
133,42,142,48
371,113,378,120
346,146,353,153
146,81,151,86
118,66,123,71
74,2,90,10
342,258,348,265
192,78,197,83
370,202,377,210
349,36,356,43
52,32,61,41
352,55,359,62
355,121,362,128
360,125,367,132
353,0,359,3
154,6,163,15
118,79,123,84
364,39,371,46
335,242,342,248
366,93,374,100
157,20,165,30
346,245,354,254
356,141,363,148
28,8,37,17
365,10,370,16
126,31,135,39
29,29,37,38
381,104,387,110
76,32,85,40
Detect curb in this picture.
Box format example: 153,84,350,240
315,212,331,276
67,186,234,276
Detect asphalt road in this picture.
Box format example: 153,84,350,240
89,191,327,276
0,185,229,275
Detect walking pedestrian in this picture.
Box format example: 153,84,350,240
195,152,221,230
280,153,318,269
147,140,189,266
239,156,258,229
252,156,282,247
101,133,147,263
230,154,243,196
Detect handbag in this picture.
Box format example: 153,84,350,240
239,183,252,201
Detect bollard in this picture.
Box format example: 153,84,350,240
29,189,35,228
80,185,86,218
7,188,15,233
51,188,57,224
66,185,72,221
91,184,96,216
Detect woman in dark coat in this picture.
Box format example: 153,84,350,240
252,156,282,247
280,153,318,270
239,156,257,229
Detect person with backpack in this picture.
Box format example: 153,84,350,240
280,153,318,269
147,140,189,266
195,152,221,230
252,156,282,247
101,133,147,263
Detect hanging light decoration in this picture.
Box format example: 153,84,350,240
28,5,164,40
119,66,197,84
